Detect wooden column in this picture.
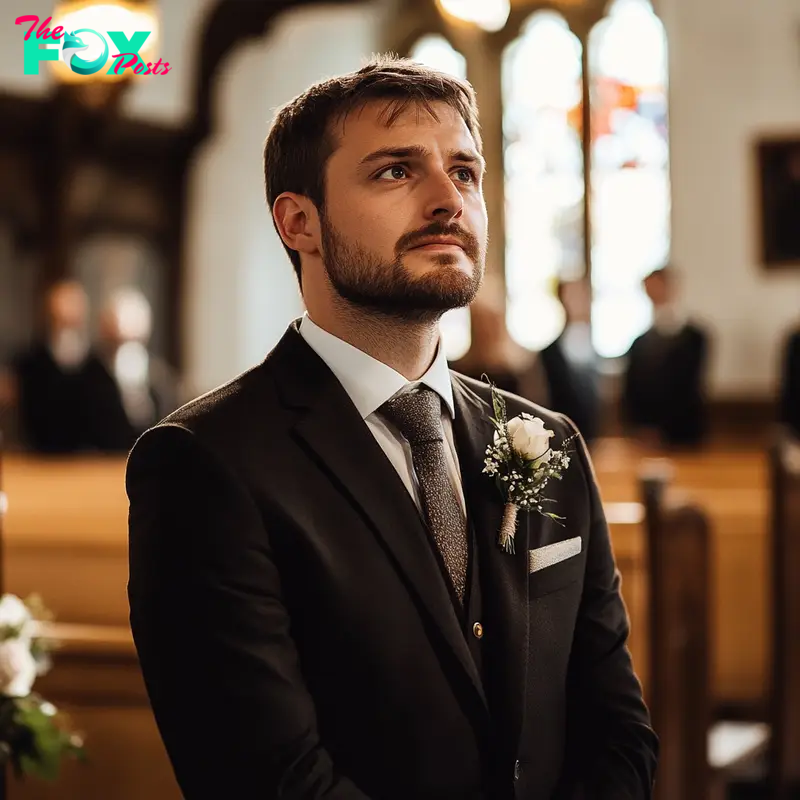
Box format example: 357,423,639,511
38,87,81,293
36,83,128,308
469,34,506,289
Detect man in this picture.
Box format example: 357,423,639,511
97,287,178,436
13,279,136,453
127,56,657,799
540,279,601,445
621,266,709,448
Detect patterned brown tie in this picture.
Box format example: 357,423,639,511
381,388,468,603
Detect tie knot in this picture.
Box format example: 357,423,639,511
381,387,444,445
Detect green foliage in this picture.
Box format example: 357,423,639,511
12,696,85,782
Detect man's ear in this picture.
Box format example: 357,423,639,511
273,193,320,257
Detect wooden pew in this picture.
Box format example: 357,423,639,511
640,461,712,800
639,460,768,800
767,435,800,797
594,439,769,713
0,449,771,797
605,501,648,689
0,449,178,799
2,455,129,627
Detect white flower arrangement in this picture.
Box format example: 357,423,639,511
0,593,84,782
483,383,576,553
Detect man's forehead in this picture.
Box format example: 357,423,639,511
332,99,477,155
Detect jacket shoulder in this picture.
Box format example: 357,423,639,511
163,363,270,430
130,359,279,471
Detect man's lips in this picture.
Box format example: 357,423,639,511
409,237,465,250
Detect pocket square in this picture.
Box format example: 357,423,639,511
529,536,582,573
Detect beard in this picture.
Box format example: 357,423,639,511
320,211,484,324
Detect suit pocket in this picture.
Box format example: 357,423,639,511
528,551,585,598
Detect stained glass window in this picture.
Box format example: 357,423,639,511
408,34,471,361
589,0,670,358
503,12,585,351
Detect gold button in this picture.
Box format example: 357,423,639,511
472,622,484,639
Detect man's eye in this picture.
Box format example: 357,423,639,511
377,165,408,180
455,167,476,183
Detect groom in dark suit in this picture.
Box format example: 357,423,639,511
127,56,657,799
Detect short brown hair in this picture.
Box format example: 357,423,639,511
263,54,482,287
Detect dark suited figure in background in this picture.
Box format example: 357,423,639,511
12,280,135,453
621,267,709,447
779,325,800,438
540,280,601,444
449,277,550,405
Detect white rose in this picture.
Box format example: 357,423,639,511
0,595,33,638
0,639,37,697
506,415,554,462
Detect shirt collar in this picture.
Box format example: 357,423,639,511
299,312,455,420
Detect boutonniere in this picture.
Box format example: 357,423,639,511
482,382,577,553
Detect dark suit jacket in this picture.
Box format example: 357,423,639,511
779,329,800,437
14,343,136,453
621,323,708,446
127,322,657,799
540,337,600,445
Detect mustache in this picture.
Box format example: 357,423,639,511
396,222,481,260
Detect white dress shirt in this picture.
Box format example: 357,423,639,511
299,313,466,515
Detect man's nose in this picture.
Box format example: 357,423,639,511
423,172,464,221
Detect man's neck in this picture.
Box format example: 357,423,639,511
305,305,441,382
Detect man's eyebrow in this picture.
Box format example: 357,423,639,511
359,145,430,166
358,145,485,172
450,149,486,172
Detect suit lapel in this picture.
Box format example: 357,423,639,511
271,326,488,723
451,374,531,761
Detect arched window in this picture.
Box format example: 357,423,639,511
589,0,670,358
408,33,467,79
408,33,471,361
502,11,584,351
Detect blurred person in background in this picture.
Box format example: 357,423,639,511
449,275,550,405
540,279,601,444
12,279,131,453
621,266,709,448
97,287,177,440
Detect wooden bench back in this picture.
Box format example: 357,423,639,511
769,436,800,794
640,459,712,800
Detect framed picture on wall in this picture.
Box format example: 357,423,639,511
756,136,800,268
